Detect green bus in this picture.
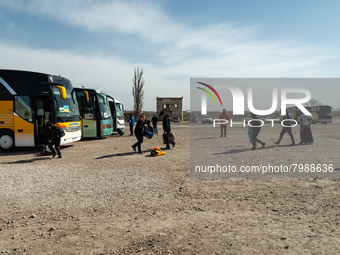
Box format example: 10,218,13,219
74,88,113,138
107,95,125,135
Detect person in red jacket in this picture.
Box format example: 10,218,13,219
219,108,230,138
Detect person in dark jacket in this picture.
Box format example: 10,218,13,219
151,114,158,135
160,111,175,149
274,110,295,146
250,113,265,150
47,123,62,158
132,114,147,154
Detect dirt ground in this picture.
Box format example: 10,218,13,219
0,119,340,254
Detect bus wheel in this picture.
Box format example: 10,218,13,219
0,130,15,152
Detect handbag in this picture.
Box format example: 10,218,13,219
170,132,175,142
142,128,153,139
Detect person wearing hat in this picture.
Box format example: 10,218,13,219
160,111,175,149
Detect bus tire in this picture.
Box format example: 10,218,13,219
0,130,15,152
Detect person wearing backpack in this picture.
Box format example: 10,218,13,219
52,125,63,158
47,123,63,158
132,114,147,154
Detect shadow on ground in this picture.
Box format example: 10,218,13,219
1,157,52,164
213,145,277,155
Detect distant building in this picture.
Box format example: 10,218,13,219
156,97,183,120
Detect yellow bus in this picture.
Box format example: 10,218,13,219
0,70,81,152
280,106,312,123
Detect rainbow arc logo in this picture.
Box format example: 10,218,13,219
196,82,223,114
196,82,223,106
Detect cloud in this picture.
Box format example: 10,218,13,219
0,0,339,110
0,43,185,110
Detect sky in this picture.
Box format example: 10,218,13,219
0,0,340,111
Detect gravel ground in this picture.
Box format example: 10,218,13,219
0,121,340,254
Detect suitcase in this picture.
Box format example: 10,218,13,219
143,129,153,139
162,132,175,144
170,132,175,142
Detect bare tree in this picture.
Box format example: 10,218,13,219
132,67,145,118
305,98,323,107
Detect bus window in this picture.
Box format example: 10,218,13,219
84,96,96,119
320,108,332,116
52,87,80,121
97,95,111,120
15,96,32,122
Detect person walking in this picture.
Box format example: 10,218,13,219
128,114,135,136
250,113,265,150
219,108,230,137
47,123,62,158
160,111,175,149
274,110,295,146
151,114,158,135
298,114,314,145
132,114,147,154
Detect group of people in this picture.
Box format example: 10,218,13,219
48,109,314,157
130,111,175,154
218,109,314,151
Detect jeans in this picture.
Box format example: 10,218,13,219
252,128,264,148
220,126,227,137
133,134,143,152
164,130,175,149
278,127,295,144
153,123,158,134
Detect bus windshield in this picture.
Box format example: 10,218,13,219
320,107,332,116
97,94,112,120
116,103,124,120
52,87,80,122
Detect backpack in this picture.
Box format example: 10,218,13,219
150,147,166,156
54,128,65,138
59,128,66,137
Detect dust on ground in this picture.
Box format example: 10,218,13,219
0,119,340,254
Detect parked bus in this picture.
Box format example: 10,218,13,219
311,105,333,124
74,88,114,138
280,106,313,123
107,95,125,135
0,70,81,152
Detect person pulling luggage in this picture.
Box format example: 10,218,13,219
160,111,175,149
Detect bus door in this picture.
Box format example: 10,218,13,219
82,94,97,138
108,98,116,130
33,95,52,145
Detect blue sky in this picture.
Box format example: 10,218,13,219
0,0,339,110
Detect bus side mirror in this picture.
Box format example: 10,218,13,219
98,93,107,104
84,90,89,102
57,85,67,100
